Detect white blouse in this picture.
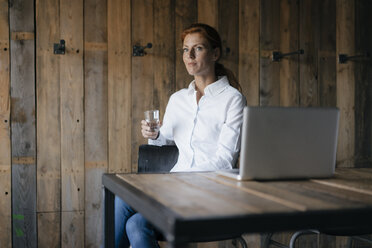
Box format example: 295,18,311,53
149,76,246,172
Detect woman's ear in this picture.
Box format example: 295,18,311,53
213,48,220,61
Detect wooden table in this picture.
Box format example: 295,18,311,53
103,168,372,247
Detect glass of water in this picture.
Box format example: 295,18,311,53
144,110,160,132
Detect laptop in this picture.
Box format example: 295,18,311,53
217,106,340,180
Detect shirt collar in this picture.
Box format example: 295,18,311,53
187,76,229,97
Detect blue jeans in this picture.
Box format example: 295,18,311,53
115,195,160,248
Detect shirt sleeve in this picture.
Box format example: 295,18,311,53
184,93,246,172
148,94,175,146
148,132,175,146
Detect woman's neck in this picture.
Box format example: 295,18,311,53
194,74,217,96
194,73,217,104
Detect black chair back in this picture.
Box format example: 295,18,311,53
138,144,179,173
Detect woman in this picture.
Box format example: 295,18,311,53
115,23,246,248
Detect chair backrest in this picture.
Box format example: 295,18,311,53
137,144,179,173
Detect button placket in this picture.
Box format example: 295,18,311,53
189,91,200,167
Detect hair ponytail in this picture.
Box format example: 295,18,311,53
215,63,242,92
182,23,242,92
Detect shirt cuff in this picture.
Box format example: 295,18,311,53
148,132,166,146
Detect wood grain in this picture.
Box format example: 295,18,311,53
279,0,299,107
0,0,11,246
9,0,37,246
336,0,355,168
11,32,34,41
131,0,153,171
62,211,84,248
299,0,319,107
219,0,239,81
120,173,297,217
85,165,105,247
11,166,37,247
107,169,372,247
239,0,260,106
354,0,372,168
60,0,84,212
175,0,196,91
84,0,108,169
259,0,280,106
37,212,60,248
318,0,336,108
84,42,108,51
117,168,372,218
312,168,372,194
84,0,108,246
108,0,131,173
197,0,218,29
36,0,61,245
36,0,61,213
12,156,35,164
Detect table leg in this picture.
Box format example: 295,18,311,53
104,187,115,248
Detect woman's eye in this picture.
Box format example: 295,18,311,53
195,47,203,51
183,48,188,53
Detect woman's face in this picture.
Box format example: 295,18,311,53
182,32,219,77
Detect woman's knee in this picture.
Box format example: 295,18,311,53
126,214,159,248
126,213,148,234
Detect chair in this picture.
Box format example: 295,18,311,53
137,144,248,248
286,229,372,248
266,224,372,247
138,144,179,173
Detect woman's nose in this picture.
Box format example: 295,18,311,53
188,48,195,59
183,48,196,59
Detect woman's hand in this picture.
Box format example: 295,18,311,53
141,120,161,140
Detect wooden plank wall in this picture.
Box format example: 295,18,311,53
175,0,196,91
36,0,61,246
259,0,280,106
10,0,37,247
337,0,355,169
354,0,372,169
198,0,218,28
84,0,107,245
108,0,131,174
0,0,11,247
219,0,239,84
131,0,154,170
239,0,259,106
0,0,371,247
60,0,85,246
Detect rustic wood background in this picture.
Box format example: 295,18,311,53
0,0,371,247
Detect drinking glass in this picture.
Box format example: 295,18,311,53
144,110,160,132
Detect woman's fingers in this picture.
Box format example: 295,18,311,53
143,130,158,139
141,120,158,139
